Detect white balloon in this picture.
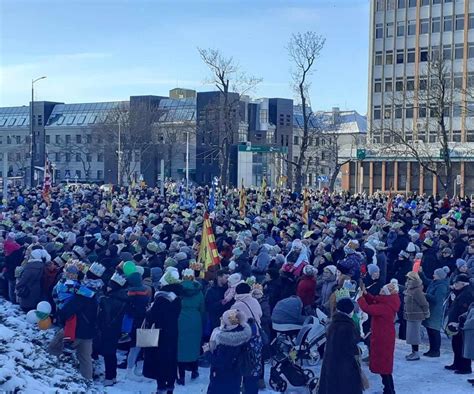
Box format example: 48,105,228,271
36,301,52,315
123,206,131,216
26,310,40,324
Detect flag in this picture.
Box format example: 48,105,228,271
106,200,113,214
129,195,138,209
42,156,52,204
261,176,267,196
302,188,310,224
239,179,247,219
272,207,278,226
386,191,393,221
197,212,221,272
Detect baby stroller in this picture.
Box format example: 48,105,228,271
269,310,327,392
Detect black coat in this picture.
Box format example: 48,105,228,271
59,293,98,340
205,284,230,332
97,288,128,354
5,248,24,281
421,248,438,278
448,285,474,324
143,286,182,387
318,312,362,394
264,278,283,311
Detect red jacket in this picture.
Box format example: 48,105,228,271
358,293,400,375
296,276,316,307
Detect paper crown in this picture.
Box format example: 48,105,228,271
335,288,351,302
110,272,127,287
89,262,106,278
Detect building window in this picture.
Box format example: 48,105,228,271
376,0,385,11
65,135,71,143
293,136,299,145
76,170,81,179
432,17,441,33
453,130,461,142
407,77,415,91
15,136,21,144
406,105,414,118
55,135,60,144
76,135,82,144
407,20,416,35
376,23,383,39
469,13,474,29
76,153,81,162
432,0,441,4
421,0,429,5
396,49,404,64
395,105,403,119
97,153,104,162
86,134,92,144
420,47,429,62
398,0,406,7
407,48,416,63
55,170,61,180
443,44,452,60
386,0,395,9
7,136,11,144
37,115,43,126
97,170,103,180
386,50,394,64
55,152,61,162
396,77,404,91
385,78,393,92
65,153,71,162
397,21,405,36
374,106,382,120
374,78,382,92
431,45,440,60
45,135,50,144
420,18,429,34
453,104,463,117
419,77,428,90
444,15,453,32
469,43,474,58
456,15,465,31
86,154,92,162
375,51,383,65
454,73,463,89
66,116,75,125
468,72,474,88
384,106,392,119
386,22,394,38
455,43,464,60
408,0,416,6
418,105,427,118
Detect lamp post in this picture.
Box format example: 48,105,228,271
30,76,47,188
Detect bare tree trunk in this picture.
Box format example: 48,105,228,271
329,166,340,192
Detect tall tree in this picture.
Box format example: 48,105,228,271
288,31,325,193
198,48,262,187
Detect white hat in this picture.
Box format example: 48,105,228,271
324,265,337,276
228,273,242,287
159,266,180,286
406,242,416,253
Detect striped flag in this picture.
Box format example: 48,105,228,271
42,156,52,204
197,212,221,272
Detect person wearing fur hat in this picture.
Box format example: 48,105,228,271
358,279,400,394
296,264,317,308
404,271,430,361
205,309,252,394
143,266,182,394
97,273,129,386
177,269,205,386
445,274,474,374
319,297,363,394
419,266,451,357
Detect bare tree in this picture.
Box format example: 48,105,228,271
287,31,325,193
198,48,262,187
376,56,467,196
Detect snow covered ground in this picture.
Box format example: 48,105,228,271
0,299,470,393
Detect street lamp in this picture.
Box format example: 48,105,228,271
30,76,47,188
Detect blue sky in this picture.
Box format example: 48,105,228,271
0,0,370,114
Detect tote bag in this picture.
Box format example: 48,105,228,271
136,319,160,348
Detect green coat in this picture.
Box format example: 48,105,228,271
178,280,205,362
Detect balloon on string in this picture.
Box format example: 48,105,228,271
36,301,52,315
26,310,40,324
410,201,417,209
454,212,462,220
440,217,448,225
123,261,137,276
38,317,52,330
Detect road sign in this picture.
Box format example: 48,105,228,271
238,144,288,154
356,149,366,160
317,175,329,182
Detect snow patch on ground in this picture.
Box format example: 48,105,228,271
0,299,471,393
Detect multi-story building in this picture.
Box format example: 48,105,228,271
360,0,474,196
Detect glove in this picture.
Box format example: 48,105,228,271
446,322,459,336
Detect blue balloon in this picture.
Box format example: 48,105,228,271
404,203,410,209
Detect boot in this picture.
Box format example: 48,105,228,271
423,350,440,358
468,378,474,384
405,352,420,361
258,378,266,390
126,368,142,381
191,370,199,380
176,377,185,385
445,364,457,371
104,378,116,387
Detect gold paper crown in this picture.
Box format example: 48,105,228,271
335,288,351,302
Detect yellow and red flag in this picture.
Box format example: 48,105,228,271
239,179,247,219
197,212,221,272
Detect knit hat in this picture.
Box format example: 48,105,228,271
228,273,242,287
434,266,450,280
181,268,195,280
164,257,177,269
406,271,420,281
367,263,380,276
324,265,337,276
303,265,316,276
454,273,471,284
159,267,180,286
456,259,467,269
150,267,163,284
88,262,106,278
146,242,159,254
336,298,354,315
174,252,187,262
381,279,399,295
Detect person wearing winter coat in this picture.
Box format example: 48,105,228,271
318,298,363,394
403,271,430,361
461,303,474,386
177,269,205,385
205,270,230,335
3,233,23,303
296,265,317,308
337,240,363,281
232,282,263,325
16,247,49,312
420,266,450,357
317,265,337,314
143,268,182,394
358,280,400,394
263,268,282,311
206,309,252,394
97,273,129,386
445,274,474,374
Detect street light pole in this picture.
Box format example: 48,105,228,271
30,76,47,188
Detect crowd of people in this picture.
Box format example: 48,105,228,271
0,183,473,394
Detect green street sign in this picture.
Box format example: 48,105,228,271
356,148,366,160
238,144,288,154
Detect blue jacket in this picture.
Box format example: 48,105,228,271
421,274,449,330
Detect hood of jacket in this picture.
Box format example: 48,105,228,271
373,293,400,313
181,280,202,297
215,323,252,347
